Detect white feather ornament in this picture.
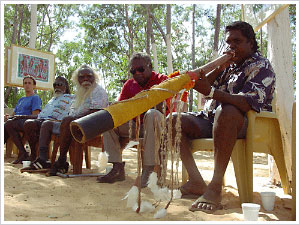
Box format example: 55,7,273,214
171,189,182,199
97,152,108,172
122,186,138,208
132,201,155,213
154,208,167,219
124,140,140,150
147,172,158,189
156,187,171,201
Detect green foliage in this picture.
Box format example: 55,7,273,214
4,3,297,107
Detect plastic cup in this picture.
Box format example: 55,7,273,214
241,203,260,221
260,191,276,211
22,161,31,168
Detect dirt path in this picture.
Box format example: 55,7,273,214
3,147,293,221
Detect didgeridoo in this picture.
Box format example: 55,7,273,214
70,53,232,143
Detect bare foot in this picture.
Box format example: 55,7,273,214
180,180,207,196
190,183,222,213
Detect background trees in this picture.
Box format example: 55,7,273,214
3,3,296,109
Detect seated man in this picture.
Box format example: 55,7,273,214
49,65,109,175
23,76,74,169
171,21,275,213
4,76,42,164
97,52,170,187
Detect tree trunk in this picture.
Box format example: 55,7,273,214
11,5,18,45
29,4,37,49
189,4,196,112
146,6,159,73
125,5,133,62
213,4,221,54
166,5,173,74
146,5,151,55
45,6,54,51
39,5,46,49
5,5,19,105
146,10,167,44
17,4,24,45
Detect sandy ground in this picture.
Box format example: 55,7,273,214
3,146,294,222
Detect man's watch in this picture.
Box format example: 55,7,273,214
205,86,215,99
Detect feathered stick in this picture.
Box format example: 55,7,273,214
97,151,108,172
122,185,138,208
98,135,108,172
135,115,142,213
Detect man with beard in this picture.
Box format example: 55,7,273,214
49,65,108,175
171,21,275,213
22,76,74,169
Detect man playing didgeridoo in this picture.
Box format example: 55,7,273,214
170,21,276,213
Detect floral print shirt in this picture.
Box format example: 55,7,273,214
202,52,276,119
38,94,74,121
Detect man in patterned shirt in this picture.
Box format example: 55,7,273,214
172,21,275,213
23,76,74,168
49,65,109,175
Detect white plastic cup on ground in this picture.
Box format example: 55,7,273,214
22,161,31,168
241,203,260,221
260,191,276,211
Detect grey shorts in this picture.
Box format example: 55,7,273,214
51,121,62,135
185,111,248,139
35,119,61,135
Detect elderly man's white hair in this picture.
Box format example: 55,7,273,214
71,65,100,109
71,65,100,86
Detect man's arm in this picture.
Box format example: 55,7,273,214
32,109,41,115
205,66,225,85
193,72,251,113
212,90,251,113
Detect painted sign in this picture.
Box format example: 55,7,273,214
18,54,49,82
6,44,55,90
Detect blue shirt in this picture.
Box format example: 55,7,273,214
14,94,42,115
38,94,74,121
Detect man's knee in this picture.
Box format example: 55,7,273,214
60,116,75,133
61,116,74,126
24,119,37,131
144,109,163,124
144,109,159,119
214,104,244,131
215,104,243,121
4,120,13,130
41,120,53,131
4,119,19,131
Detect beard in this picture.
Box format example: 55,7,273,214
54,89,64,98
72,82,96,109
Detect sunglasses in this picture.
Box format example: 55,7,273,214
130,66,146,75
53,82,65,88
